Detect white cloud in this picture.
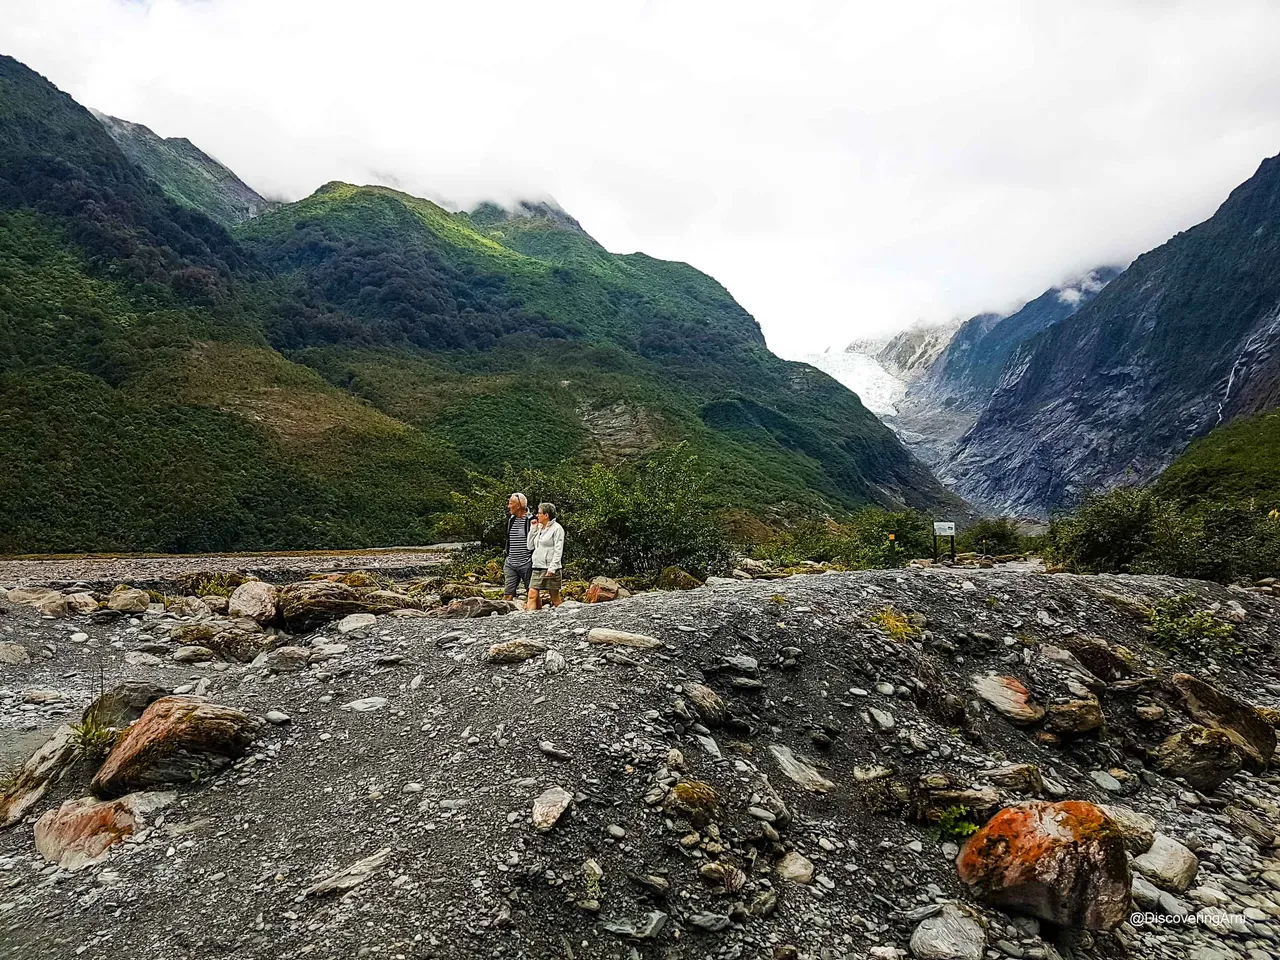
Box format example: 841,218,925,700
7,0,1280,357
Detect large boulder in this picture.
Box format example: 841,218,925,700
1152,725,1244,792
64,592,99,615
1170,673,1275,771
278,581,373,632
227,581,278,624
957,800,1130,930
34,792,173,871
91,697,258,798
107,585,151,614
82,681,170,730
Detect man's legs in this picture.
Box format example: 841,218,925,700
503,560,520,601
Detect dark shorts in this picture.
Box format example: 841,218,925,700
503,559,533,595
531,568,562,592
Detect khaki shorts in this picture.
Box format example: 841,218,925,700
531,568,562,592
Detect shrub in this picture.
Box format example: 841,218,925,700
754,509,932,569
70,716,120,762
957,517,1022,556
437,445,731,578
1047,487,1280,584
871,605,919,642
937,805,980,843
1147,593,1238,657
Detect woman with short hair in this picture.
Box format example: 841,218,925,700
526,502,564,610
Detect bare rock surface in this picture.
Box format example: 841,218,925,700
2,567,1280,960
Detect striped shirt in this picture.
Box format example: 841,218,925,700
506,514,533,565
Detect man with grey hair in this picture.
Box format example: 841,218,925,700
503,492,534,600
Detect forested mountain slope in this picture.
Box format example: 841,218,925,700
0,55,961,554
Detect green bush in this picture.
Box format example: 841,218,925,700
957,517,1022,556
438,445,730,577
1147,593,1238,657
1047,487,1280,584
754,508,931,569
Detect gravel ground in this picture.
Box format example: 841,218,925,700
2,568,1280,960
0,546,463,591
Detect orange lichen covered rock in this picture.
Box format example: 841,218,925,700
90,696,258,799
957,800,1130,930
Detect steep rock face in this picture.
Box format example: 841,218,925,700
889,269,1119,476
94,112,273,227
946,154,1280,516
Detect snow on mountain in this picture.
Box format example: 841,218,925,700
799,349,907,415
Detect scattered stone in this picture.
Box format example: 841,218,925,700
486,639,548,664
0,642,30,665
339,697,389,713
602,910,668,940
532,786,573,832
83,682,170,729
909,904,986,960
1133,833,1199,892
304,847,393,898
769,744,835,793
1045,697,1104,735
775,850,815,884
107,586,150,614
1100,804,1156,853
957,800,1130,930
1170,672,1276,770
682,682,726,725
262,646,311,673
34,792,174,871
0,725,78,828
424,597,519,619
1152,725,1243,792
172,645,216,663
587,627,662,649
336,612,378,634
265,711,291,725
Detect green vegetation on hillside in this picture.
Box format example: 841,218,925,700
0,53,961,555
1156,409,1280,507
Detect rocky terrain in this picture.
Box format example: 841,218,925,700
4,564,1280,960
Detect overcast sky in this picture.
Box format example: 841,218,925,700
8,1,1280,357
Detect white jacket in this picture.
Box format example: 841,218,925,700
527,520,565,572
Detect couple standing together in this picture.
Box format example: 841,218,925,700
502,493,564,610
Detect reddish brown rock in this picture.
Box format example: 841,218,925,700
91,697,258,799
585,576,624,603
957,800,1130,930
33,792,173,871
972,675,1045,724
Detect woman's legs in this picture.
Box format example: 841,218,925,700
549,589,561,607
527,588,541,611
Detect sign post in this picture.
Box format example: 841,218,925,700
933,521,956,561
